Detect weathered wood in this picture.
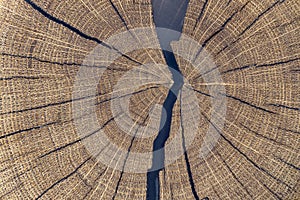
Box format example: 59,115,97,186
0,0,299,199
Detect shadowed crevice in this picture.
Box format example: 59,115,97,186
147,0,189,199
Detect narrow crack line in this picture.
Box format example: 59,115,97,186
108,0,129,30
240,123,293,148
192,0,209,32
277,127,300,135
0,167,8,174
193,9,238,62
1,104,103,141
201,112,295,191
170,184,174,199
0,53,131,79
192,1,251,64
36,143,109,200
0,76,42,80
64,143,110,199
193,65,220,80
211,185,221,199
190,0,249,80
70,163,93,188
1,86,158,141
201,10,237,48
221,64,254,74
275,157,300,171
221,93,277,114
290,69,300,72
95,85,160,106
226,0,233,7
35,156,92,199
222,57,300,74
238,0,285,37
179,91,200,200
262,183,283,200
0,165,39,188
23,0,143,66
190,88,213,98
268,103,300,111
106,0,160,66
0,121,56,140
38,115,117,159
216,0,285,56
1,85,159,116
24,0,107,46
215,151,253,198
0,96,84,116
0,148,38,166
112,116,148,200
253,57,300,68
81,168,107,199
0,183,23,199
0,52,126,70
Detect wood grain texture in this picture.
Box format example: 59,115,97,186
0,0,299,199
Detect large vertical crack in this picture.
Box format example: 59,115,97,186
146,0,189,199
